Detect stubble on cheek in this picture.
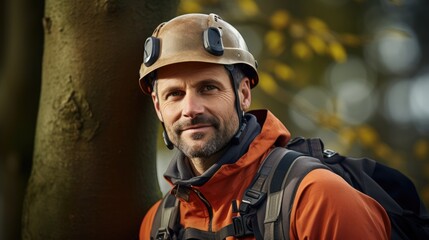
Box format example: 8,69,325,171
168,116,223,158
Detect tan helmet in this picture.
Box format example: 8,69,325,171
138,13,258,94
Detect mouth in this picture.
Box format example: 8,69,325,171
181,124,213,132
174,115,219,136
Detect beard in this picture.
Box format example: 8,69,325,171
169,114,238,158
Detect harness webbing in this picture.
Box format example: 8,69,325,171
154,193,180,240
181,225,236,240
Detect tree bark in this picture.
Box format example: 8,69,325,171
0,1,44,240
22,1,178,239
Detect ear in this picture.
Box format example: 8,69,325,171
238,77,251,111
151,91,164,122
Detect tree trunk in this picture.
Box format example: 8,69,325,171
0,1,44,240
0,0,5,66
22,1,178,239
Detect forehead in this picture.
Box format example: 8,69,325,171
156,62,230,87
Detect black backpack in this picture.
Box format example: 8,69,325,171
150,137,429,240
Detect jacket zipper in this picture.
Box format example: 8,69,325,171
193,188,214,232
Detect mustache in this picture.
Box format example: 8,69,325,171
174,115,219,134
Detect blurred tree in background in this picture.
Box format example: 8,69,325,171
156,0,429,207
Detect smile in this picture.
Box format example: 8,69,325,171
181,124,213,132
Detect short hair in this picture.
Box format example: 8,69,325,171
226,64,246,89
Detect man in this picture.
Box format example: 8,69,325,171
138,13,391,239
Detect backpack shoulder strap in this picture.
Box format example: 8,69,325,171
230,147,299,239
262,147,330,240
150,192,180,240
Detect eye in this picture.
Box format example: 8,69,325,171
165,90,184,100
201,85,218,93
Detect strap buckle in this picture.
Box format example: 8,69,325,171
239,189,266,213
232,214,254,237
232,216,246,237
155,228,170,240
323,149,337,158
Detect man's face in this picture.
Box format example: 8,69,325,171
152,62,250,159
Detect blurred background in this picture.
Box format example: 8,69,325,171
1,0,429,238
155,0,429,206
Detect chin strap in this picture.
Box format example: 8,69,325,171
231,117,247,145
162,122,174,150
225,65,247,145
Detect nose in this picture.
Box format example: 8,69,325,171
182,92,204,118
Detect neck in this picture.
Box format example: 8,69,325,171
187,150,226,176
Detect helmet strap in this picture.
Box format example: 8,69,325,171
225,65,248,145
161,122,174,150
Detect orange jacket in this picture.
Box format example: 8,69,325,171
140,110,391,239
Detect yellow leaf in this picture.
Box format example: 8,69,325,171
325,114,342,129
264,30,285,55
292,41,312,60
339,127,356,146
307,17,328,33
306,34,326,54
357,125,378,147
258,71,278,94
178,0,202,13
270,10,290,30
238,0,259,16
274,63,295,81
328,41,347,63
289,22,306,39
